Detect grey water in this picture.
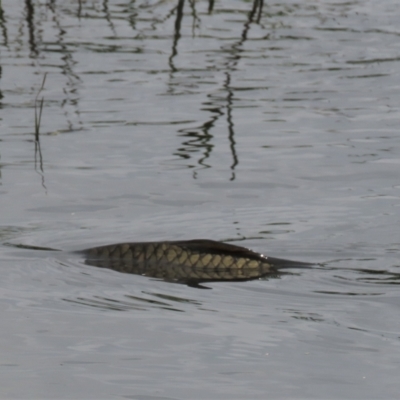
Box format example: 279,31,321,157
1,0,400,398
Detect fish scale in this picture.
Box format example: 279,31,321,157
82,239,311,283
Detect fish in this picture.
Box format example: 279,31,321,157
82,239,312,283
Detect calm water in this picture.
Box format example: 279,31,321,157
1,0,400,398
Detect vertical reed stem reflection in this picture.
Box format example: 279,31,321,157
224,72,238,181
169,0,185,72
0,66,3,106
47,1,83,133
34,73,47,191
173,0,264,179
208,0,215,14
0,0,8,46
24,0,37,57
77,0,82,18
102,0,116,35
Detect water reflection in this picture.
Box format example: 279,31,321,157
9,0,85,189
33,73,47,191
34,137,46,190
174,115,217,175
353,267,400,285
24,0,37,57
170,0,265,178
0,66,3,107
285,309,324,322
15,0,83,133
311,263,400,297
46,2,83,133
64,291,201,313
169,0,185,72
4,0,267,181
0,2,7,47
208,0,215,14
64,296,148,312
102,0,117,36
0,226,33,241
125,0,137,31
77,0,82,19
225,72,238,181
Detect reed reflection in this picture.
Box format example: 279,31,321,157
174,107,222,177
188,0,201,36
0,1,7,47
169,0,185,72
208,0,215,14
11,0,83,135
0,66,3,107
47,2,83,133
126,0,137,31
225,72,238,181
102,0,117,36
25,0,38,57
169,0,264,180
10,0,266,183
34,137,46,191
16,0,84,189
34,74,47,192
77,0,82,19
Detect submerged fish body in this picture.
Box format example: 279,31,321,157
82,239,310,283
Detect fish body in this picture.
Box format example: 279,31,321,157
82,239,310,283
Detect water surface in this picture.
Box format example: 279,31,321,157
1,0,400,398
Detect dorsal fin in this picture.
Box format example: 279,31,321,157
170,239,267,261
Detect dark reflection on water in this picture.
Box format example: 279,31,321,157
16,0,269,179
59,255,400,313
141,291,202,305
63,291,202,313
3,0,313,181
0,226,34,241
63,296,149,312
0,66,3,107
170,1,235,178
46,4,83,134
225,72,238,181
23,0,82,133
16,0,84,190
33,74,47,191
24,0,37,57
284,309,324,322
0,2,7,47
102,0,117,35
166,0,266,178
169,0,185,72
173,113,214,171
337,266,400,286
191,0,264,179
